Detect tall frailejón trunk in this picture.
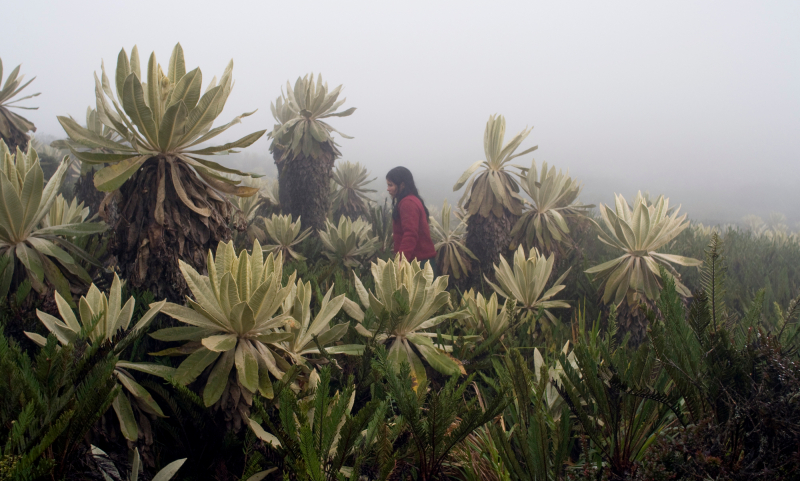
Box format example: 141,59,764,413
0,120,29,153
74,167,106,215
102,156,235,302
282,146,336,234
465,210,517,287
272,148,292,213
610,299,656,349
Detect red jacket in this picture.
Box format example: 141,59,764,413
393,195,437,261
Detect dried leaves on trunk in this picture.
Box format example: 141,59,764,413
466,210,517,287
279,146,336,234
74,168,106,216
102,157,235,302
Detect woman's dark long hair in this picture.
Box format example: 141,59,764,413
386,166,430,221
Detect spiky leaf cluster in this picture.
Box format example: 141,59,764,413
248,367,384,480
268,279,362,372
25,274,169,441
152,240,296,406
461,290,512,337
0,58,39,149
352,255,465,387
269,74,356,162
585,192,701,306
512,159,593,254
91,445,185,481
487,246,570,324
429,200,476,280
0,141,107,300
259,213,312,262
57,43,264,202
331,160,376,219
40,195,89,228
319,215,378,268
453,114,537,218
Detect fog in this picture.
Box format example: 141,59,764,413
6,1,799,225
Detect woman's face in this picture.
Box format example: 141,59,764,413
386,179,399,198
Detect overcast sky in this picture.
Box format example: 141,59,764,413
6,1,800,224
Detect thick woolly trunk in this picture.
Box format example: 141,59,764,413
612,294,689,348
281,148,336,234
465,210,517,286
102,157,234,302
272,148,292,212
613,300,651,348
74,167,105,215
0,115,29,153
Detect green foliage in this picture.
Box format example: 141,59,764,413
554,311,676,478
373,346,507,481
670,224,800,321
249,367,384,481
0,327,121,479
490,349,573,481
650,233,767,425
645,233,800,477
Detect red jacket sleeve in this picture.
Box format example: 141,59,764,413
396,198,421,258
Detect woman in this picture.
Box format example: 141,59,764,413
386,167,437,273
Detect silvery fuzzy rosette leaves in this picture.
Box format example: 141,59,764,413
151,240,297,406
319,215,379,269
259,213,312,263
585,192,702,306
0,58,39,148
266,278,364,372
487,246,571,325
429,200,476,280
331,160,375,218
351,255,466,388
461,289,513,338
269,74,355,162
512,159,593,254
57,43,264,208
453,114,537,218
0,141,106,300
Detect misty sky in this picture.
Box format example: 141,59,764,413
6,1,800,224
